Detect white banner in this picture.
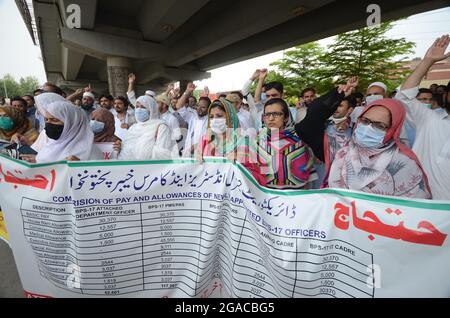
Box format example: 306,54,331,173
0,155,449,298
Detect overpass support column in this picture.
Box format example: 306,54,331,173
107,57,132,97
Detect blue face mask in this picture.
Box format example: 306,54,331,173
354,123,386,148
135,108,150,123
90,120,105,134
422,103,432,109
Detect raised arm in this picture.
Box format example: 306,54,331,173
176,82,196,111
243,69,260,97
67,85,90,103
296,77,358,162
254,69,268,104
127,73,137,107
402,35,450,90
396,35,450,128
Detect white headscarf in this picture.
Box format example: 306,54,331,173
35,100,98,163
35,92,66,111
32,93,68,152
136,95,160,119
119,96,174,160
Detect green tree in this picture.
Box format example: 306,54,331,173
318,21,415,92
268,42,330,98
18,76,40,96
0,74,39,98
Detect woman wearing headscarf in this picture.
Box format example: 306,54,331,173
198,99,251,161
90,107,121,143
27,93,67,152
250,98,318,189
324,99,432,199
0,105,39,144
118,96,174,160
32,100,103,163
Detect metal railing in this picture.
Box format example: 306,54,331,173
15,0,40,46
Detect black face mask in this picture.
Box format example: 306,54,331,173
45,123,64,140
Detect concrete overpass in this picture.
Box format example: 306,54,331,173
16,0,450,96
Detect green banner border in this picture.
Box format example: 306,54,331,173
1,154,449,210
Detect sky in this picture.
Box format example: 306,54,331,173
0,0,449,93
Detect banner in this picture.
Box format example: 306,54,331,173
0,155,449,298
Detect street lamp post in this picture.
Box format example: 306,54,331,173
2,80,8,99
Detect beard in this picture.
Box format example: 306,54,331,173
82,103,94,110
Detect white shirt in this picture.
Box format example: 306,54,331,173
395,87,450,200
242,79,263,130
161,111,182,143
177,106,197,124
114,112,135,141
127,90,138,107
237,108,255,130
183,116,208,157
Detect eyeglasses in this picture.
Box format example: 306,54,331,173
358,117,390,132
263,112,284,119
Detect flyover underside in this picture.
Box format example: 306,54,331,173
26,0,450,95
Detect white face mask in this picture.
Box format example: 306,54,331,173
365,95,384,106
210,118,227,134
330,116,348,125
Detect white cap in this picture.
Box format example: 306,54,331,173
145,90,156,97
83,92,95,99
367,82,388,94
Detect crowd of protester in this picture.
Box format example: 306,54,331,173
1,35,449,200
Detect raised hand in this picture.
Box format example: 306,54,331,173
186,82,196,94
203,86,210,96
338,76,359,97
424,35,450,63
251,69,261,81
346,76,359,89
128,73,136,85
259,69,268,80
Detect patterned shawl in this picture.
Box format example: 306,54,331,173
249,127,316,189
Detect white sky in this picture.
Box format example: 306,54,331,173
1,0,449,93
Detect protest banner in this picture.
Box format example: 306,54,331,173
0,155,449,298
